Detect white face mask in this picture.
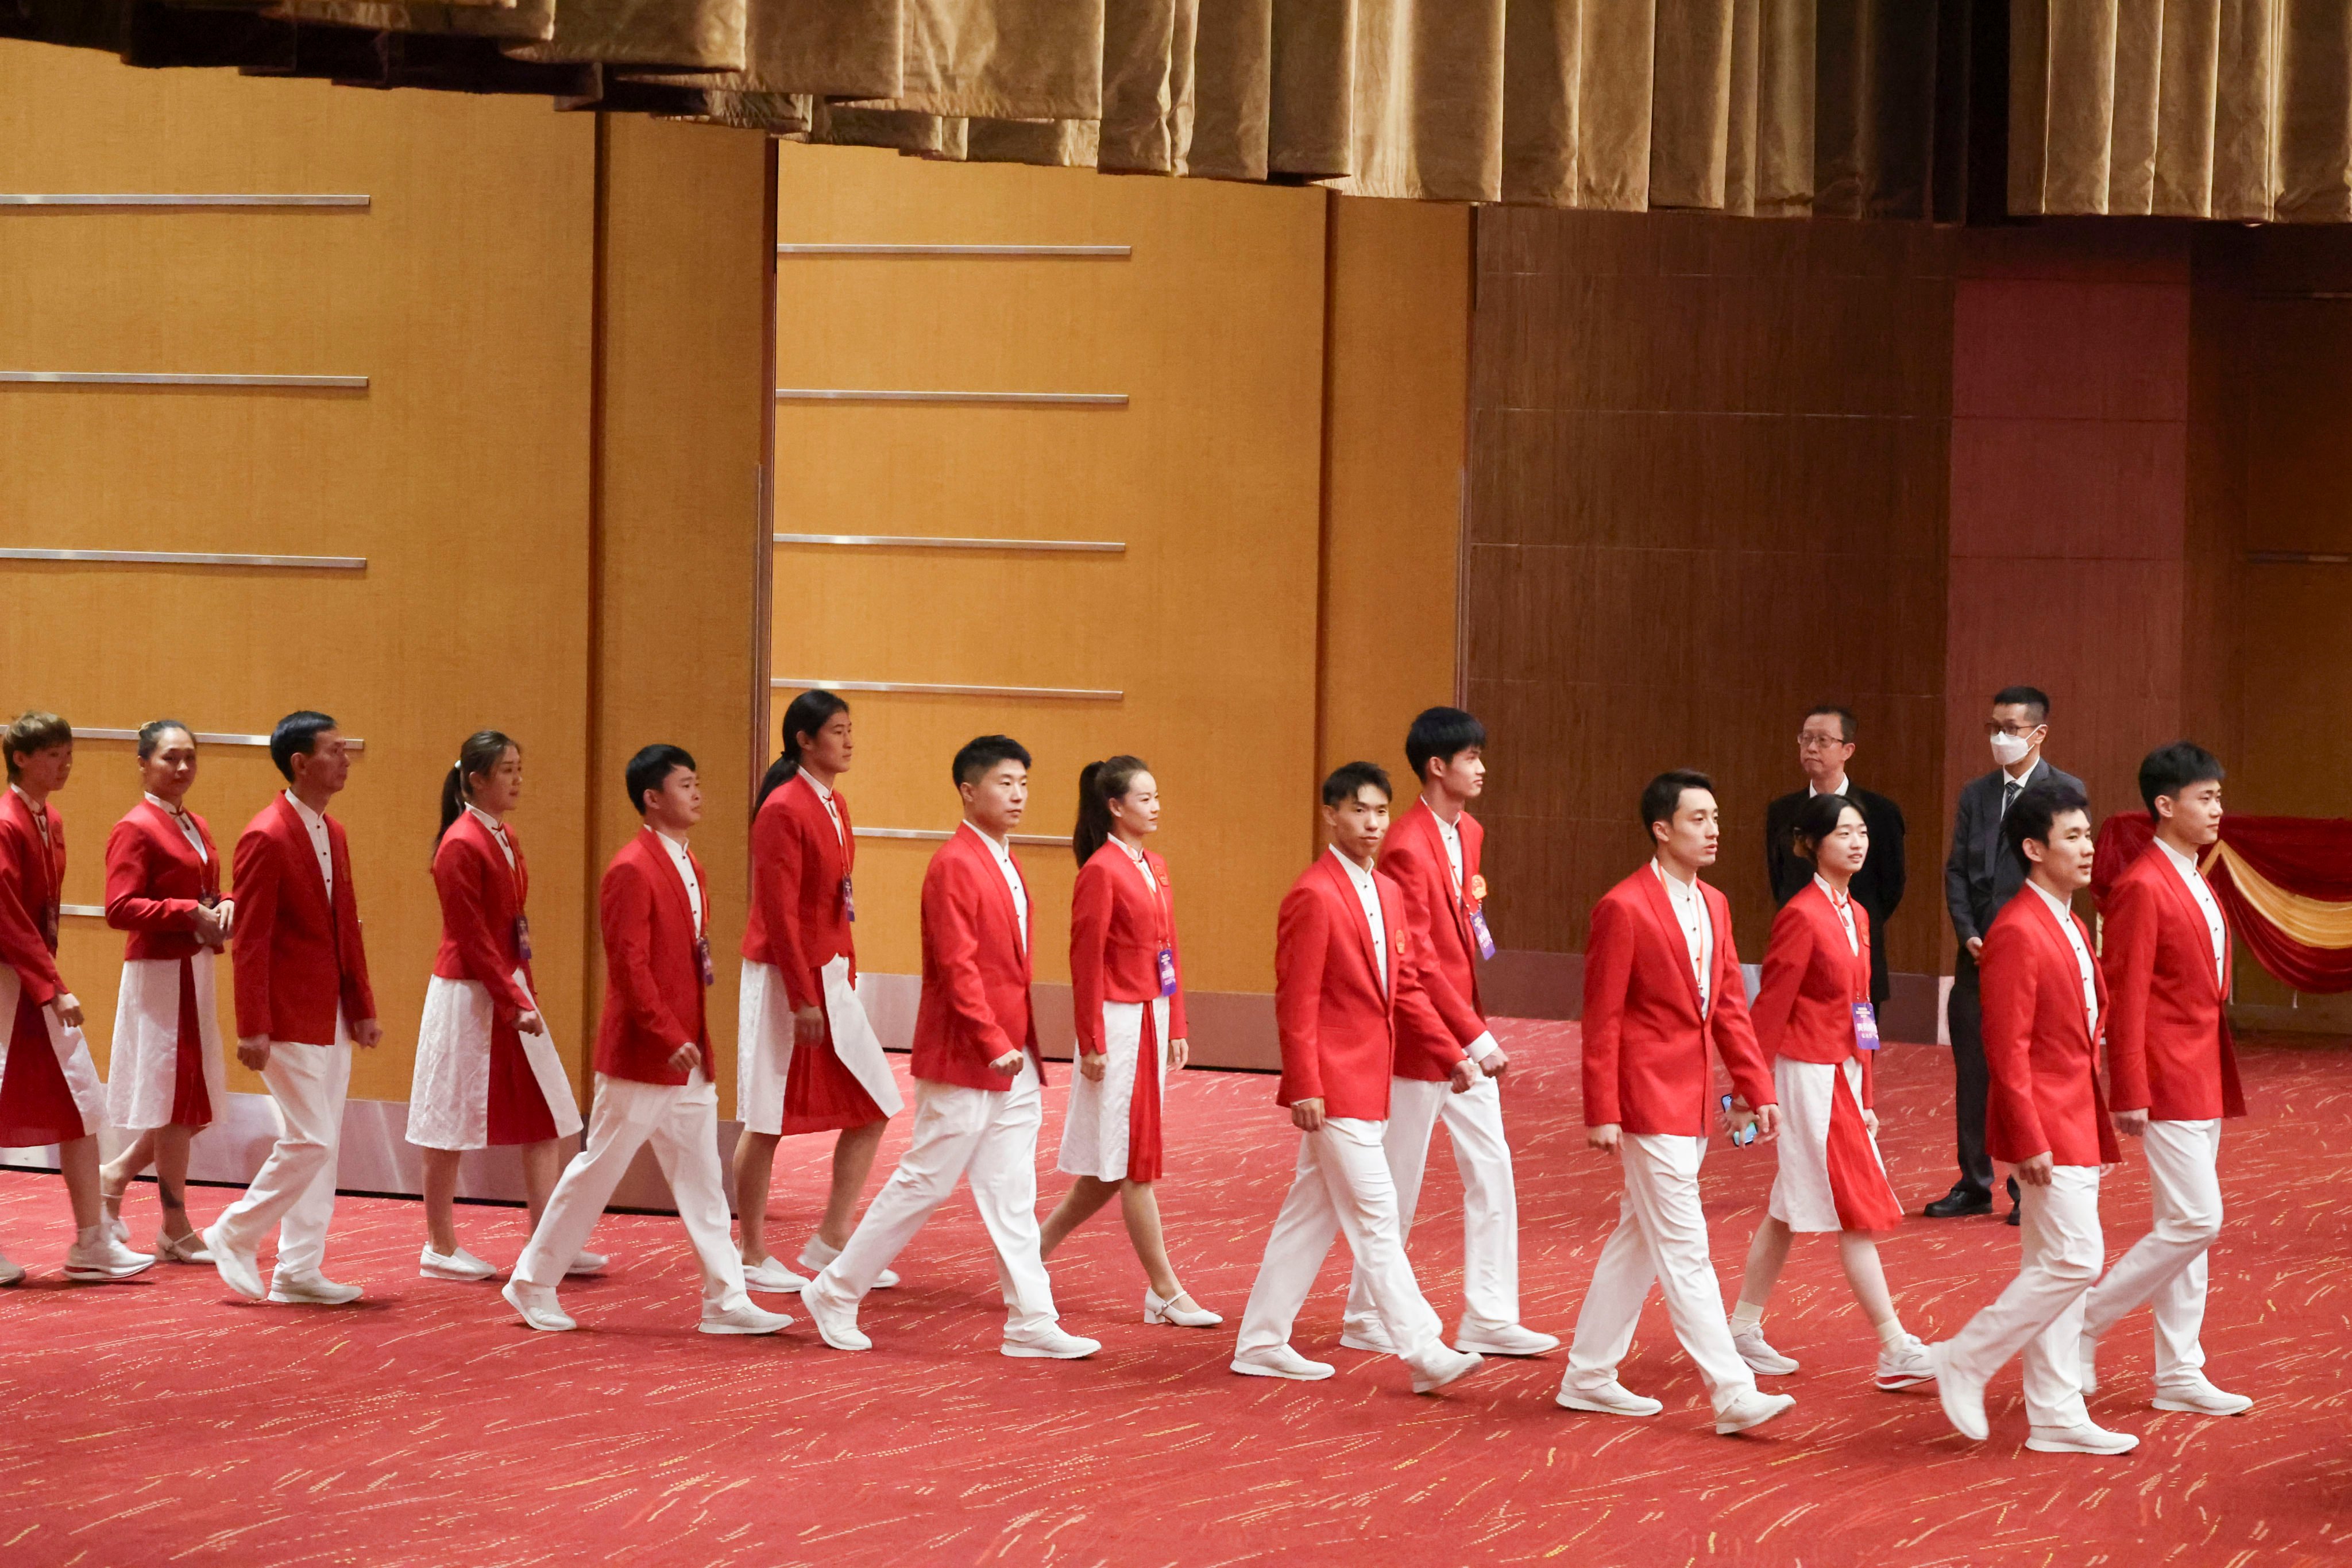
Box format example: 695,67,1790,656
1990,731,2034,769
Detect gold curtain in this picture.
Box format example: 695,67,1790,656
2011,0,2352,222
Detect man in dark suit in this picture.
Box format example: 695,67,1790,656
1926,685,2085,1222
1764,705,1907,1005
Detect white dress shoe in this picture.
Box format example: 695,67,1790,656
204,1225,265,1301
65,1231,157,1281
155,1230,213,1265
2026,1421,2140,1454
742,1257,810,1293
701,1300,794,1335
1457,1322,1560,1357
1230,1345,1335,1381
1875,1333,1936,1391
799,1237,895,1289
802,1287,871,1351
1338,1323,1396,1354
1410,1346,1484,1395
419,1245,497,1281
1002,1327,1102,1360
2077,1332,2100,1393
0,1252,24,1288
1928,1342,1989,1440
1555,1381,1662,1417
1144,1287,1223,1327
2153,1378,2254,1416
1733,1324,1799,1376
503,1279,576,1332
566,1252,608,1277
268,1272,363,1305
1715,1389,1797,1435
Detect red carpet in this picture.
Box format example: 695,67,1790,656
3,1027,2347,1566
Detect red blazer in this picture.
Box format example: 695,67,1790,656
432,810,536,1017
230,794,375,1044
0,790,66,1003
595,828,710,1085
1069,840,1187,1053
1750,879,1876,1107
1580,866,1774,1136
911,825,1041,1091
1378,802,1489,1080
742,772,855,1011
2101,845,2246,1121
1274,851,1454,1122
1980,887,2120,1168
105,799,223,961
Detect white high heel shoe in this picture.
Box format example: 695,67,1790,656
1144,1287,1223,1327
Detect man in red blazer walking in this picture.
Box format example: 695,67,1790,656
1930,780,2139,1454
204,712,381,1305
2079,743,2251,1417
1340,709,1554,1358
503,746,788,1336
1557,770,1793,1435
803,735,1099,1360
1231,762,1484,1395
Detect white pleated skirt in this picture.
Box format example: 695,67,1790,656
1057,995,1169,1182
105,952,227,1131
406,971,582,1151
1767,1056,1895,1233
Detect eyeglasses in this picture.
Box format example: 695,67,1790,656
1797,733,1849,751
1984,721,2044,738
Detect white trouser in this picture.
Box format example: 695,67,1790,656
210,1037,352,1280
806,1059,1058,1339
1341,1075,1519,1338
1235,1117,1451,1377
2083,1119,2222,1388
1561,1133,1756,1414
1944,1164,2103,1428
515,1070,748,1314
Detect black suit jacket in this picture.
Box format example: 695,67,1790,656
1942,758,2087,951
1765,783,1907,1003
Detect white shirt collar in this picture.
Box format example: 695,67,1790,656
1807,775,1851,799
465,801,505,833
1329,844,1376,886
802,770,835,802
284,790,327,831
2003,758,2043,787
963,819,1013,858
651,824,690,855
1651,856,1700,895
2027,878,2074,921
2154,836,2201,875
144,791,186,816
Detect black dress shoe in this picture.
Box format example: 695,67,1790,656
2004,1205,2022,1226
1924,1188,1994,1218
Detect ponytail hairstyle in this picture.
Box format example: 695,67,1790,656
437,729,519,847
136,718,194,760
1073,754,1151,867
1789,790,1861,864
757,688,852,816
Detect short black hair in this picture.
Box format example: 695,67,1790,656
625,743,696,815
1790,790,1865,859
1804,704,1856,744
1992,685,2051,723
2001,778,2091,873
952,734,1032,787
1405,706,1485,783
1323,760,1392,807
2139,740,2224,820
268,711,337,782
1641,768,1714,835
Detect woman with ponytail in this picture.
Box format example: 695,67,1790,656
1038,756,1217,1326
733,690,901,1293
405,731,584,1280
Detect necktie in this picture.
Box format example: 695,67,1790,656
2000,780,2020,818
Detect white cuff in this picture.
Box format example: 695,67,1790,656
1467,1031,1501,1063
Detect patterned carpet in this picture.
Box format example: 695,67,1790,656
2,1026,2346,1567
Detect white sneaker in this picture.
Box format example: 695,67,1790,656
701,1300,794,1335
1410,1346,1484,1395
1733,1323,1799,1376
566,1252,608,1277
1003,1327,1101,1360
799,1237,895,1289
2026,1421,2140,1454
1338,1322,1397,1354
2077,1331,2099,1393
502,1279,575,1333
419,1245,497,1281
1715,1389,1797,1435
1929,1342,1988,1440
269,1272,363,1306
1230,1345,1335,1381
2153,1378,2254,1416
743,1257,810,1293
204,1224,264,1301
1554,1380,1662,1417
1875,1333,1936,1391
1144,1287,1223,1327
1455,1322,1561,1357
0,1252,23,1288
802,1285,871,1351
64,1231,157,1282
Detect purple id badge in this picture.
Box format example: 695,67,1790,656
696,935,715,987
1156,948,1177,997
1468,906,1497,960
1851,1001,1881,1051
513,914,533,963
841,874,856,922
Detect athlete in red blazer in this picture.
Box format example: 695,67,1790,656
746,770,856,1017
1273,848,1454,1122
596,826,712,1085
2100,846,2244,1122
1979,889,2118,1170
231,793,375,1048
910,822,1040,1091
432,808,538,1022
1069,838,1187,1055
1378,799,1489,1072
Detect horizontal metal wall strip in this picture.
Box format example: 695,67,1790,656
0,547,366,570
855,826,1073,848
0,371,366,389
773,677,1121,702
76,728,367,751
2249,550,2352,565
774,532,1124,554
778,242,1127,258
61,903,105,919
1,194,370,209
775,388,1125,407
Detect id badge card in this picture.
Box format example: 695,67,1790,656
1467,906,1497,961
696,934,715,987
841,874,856,922
1156,947,1177,997
513,913,534,963
1851,1001,1880,1052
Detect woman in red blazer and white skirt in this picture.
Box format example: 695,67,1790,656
406,731,584,1280
1038,756,1217,1327
1727,792,1930,1389
97,721,231,1262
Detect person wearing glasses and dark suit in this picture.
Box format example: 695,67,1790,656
1763,705,1906,1009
